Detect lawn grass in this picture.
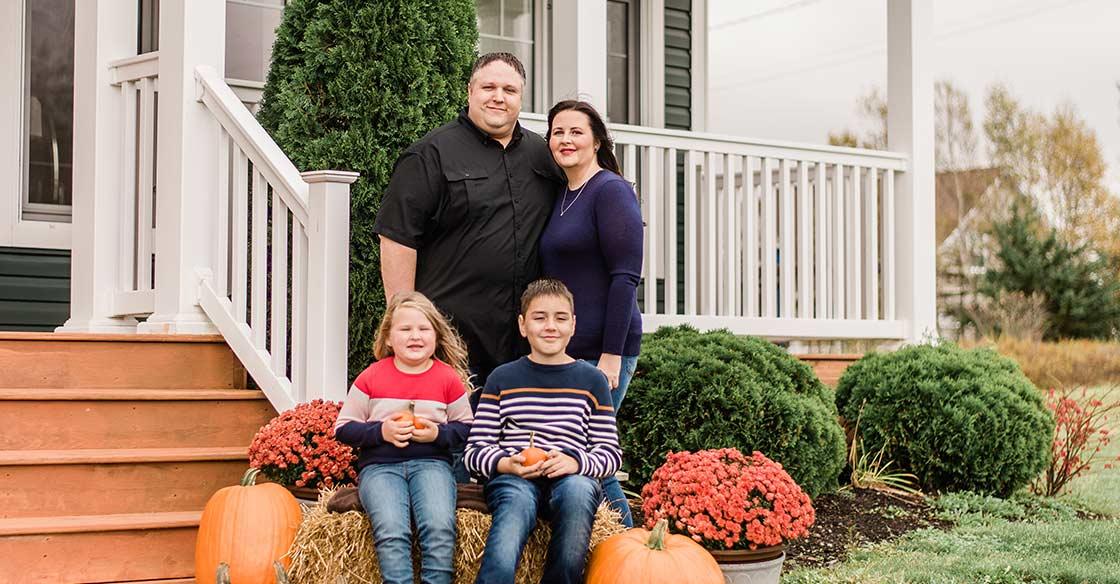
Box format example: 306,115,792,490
784,519,1120,584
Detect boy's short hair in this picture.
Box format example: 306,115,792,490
471,52,527,83
520,278,574,315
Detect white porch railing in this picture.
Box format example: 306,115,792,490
522,114,909,341
103,52,354,412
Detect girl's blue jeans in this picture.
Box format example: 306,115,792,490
586,354,638,527
358,459,457,584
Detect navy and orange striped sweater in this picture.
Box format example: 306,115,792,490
464,357,622,480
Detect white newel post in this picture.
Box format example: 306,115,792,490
551,0,608,113
139,0,225,334
303,171,357,403
887,0,938,343
58,1,139,333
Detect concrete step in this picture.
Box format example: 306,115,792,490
0,332,246,389
0,447,249,519
0,388,275,450
0,511,200,583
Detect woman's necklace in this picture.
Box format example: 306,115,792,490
560,169,601,216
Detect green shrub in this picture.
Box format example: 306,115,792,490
835,343,1053,496
618,326,847,497
258,0,478,379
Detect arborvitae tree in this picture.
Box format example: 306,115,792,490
259,1,478,379
981,203,1120,340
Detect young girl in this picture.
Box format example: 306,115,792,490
334,291,474,584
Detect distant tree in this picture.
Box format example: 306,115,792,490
827,87,887,150
981,202,1120,340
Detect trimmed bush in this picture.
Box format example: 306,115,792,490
835,343,1053,496
618,326,847,497
259,0,478,379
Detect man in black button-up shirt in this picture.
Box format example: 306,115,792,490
375,52,563,394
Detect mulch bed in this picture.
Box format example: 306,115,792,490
785,488,952,569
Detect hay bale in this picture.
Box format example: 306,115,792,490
288,487,626,584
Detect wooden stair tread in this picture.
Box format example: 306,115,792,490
0,511,201,536
0,332,225,343
0,388,266,400
0,446,248,465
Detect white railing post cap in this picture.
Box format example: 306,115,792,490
301,170,359,185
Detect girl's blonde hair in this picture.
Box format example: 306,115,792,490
373,291,473,390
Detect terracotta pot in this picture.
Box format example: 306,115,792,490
709,546,785,584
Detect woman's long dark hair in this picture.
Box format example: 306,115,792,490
546,100,622,177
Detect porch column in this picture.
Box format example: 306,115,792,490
138,0,225,334
551,0,608,112
58,0,140,333
887,0,937,343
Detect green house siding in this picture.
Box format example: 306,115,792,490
665,0,692,131
0,247,70,331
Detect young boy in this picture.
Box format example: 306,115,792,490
465,278,622,584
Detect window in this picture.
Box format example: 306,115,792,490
23,0,75,222
476,0,535,111
606,0,638,124
225,0,285,82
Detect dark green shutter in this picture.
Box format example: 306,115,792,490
0,247,71,331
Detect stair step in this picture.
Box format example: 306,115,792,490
0,332,246,389
0,511,201,582
0,389,275,450
0,448,249,519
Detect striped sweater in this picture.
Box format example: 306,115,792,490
334,357,473,470
464,357,622,480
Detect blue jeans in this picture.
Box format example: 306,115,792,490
475,474,602,584
358,459,457,584
586,355,638,527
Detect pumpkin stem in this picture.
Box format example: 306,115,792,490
408,400,416,414
216,562,231,584
241,467,261,487
647,518,670,551
529,431,536,449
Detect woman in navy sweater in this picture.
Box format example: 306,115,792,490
539,100,643,526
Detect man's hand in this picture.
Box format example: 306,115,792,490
410,417,439,443
538,451,579,479
497,454,544,479
380,414,414,448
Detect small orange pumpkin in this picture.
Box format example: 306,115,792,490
520,431,548,466
195,468,302,584
395,400,426,429
585,518,724,584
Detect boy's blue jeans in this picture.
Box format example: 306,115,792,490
358,459,457,584
587,355,639,528
475,474,602,584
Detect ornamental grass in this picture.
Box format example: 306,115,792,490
287,488,626,584
640,448,815,551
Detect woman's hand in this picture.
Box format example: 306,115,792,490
597,353,622,389
410,417,439,443
380,415,413,448
538,451,579,479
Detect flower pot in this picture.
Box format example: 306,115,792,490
283,485,321,507
709,546,785,584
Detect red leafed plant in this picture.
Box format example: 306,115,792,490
640,448,815,550
1032,385,1120,497
248,399,357,489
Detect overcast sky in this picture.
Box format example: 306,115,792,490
707,0,1120,191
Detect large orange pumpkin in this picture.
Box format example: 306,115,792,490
195,468,303,584
585,518,724,584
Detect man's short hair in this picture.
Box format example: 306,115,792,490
471,52,527,83
520,278,574,315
